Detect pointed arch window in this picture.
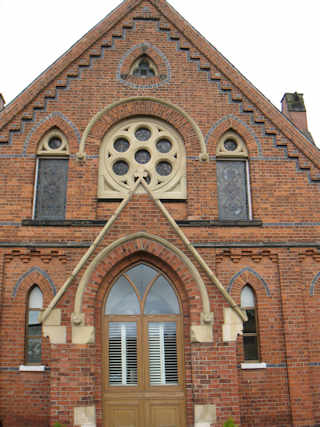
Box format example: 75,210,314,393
104,263,182,388
216,131,252,221
34,128,69,220
240,285,259,361
130,55,158,78
26,286,43,364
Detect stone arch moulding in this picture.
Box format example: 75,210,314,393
227,267,271,296
24,111,81,156
117,42,171,88
12,266,57,298
206,114,262,157
310,271,320,296
71,232,214,344
76,97,208,162
221,267,270,342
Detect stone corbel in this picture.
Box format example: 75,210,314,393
222,307,244,342
194,404,216,427
71,312,95,344
190,311,214,343
43,309,66,344
74,406,96,427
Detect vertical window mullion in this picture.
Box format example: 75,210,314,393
159,324,165,385
121,324,127,385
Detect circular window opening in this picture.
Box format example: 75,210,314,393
224,139,238,151
135,150,151,164
135,128,151,141
156,139,172,153
114,138,130,152
48,136,62,150
113,160,129,176
156,161,172,176
100,117,186,199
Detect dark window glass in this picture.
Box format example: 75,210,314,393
26,286,43,364
135,128,151,141
113,161,129,176
223,139,238,151
243,335,259,361
35,158,68,220
243,309,257,334
241,285,259,361
135,150,151,164
114,138,130,152
217,160,249,220
132,56,156,78
156,139,172,153
48,136,62,150
156,161,172,176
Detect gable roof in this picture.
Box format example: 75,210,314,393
1,0,319,169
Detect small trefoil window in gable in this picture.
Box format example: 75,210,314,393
34,128,69,220
130,55,158,78
216,130,252,221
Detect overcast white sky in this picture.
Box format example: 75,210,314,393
0,0,318,146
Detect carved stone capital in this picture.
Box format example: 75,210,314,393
200,311,214,325
76,151,87,162
71,312,85,326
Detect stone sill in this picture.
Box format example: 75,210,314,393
178,219,262,227
22,219,106,227
19,365,46,372
22,219,262,228
241,362,267,370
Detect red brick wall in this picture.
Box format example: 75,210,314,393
1,1,320,426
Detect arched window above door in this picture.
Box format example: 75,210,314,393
104,263,182,388
105,263,180,315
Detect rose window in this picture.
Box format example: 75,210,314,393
98,118,186,199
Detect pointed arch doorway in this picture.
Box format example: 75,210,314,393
102,262,186,427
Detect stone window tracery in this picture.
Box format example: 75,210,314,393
98,117,186,199
216,131,252,220
130,55,158,78
34,128,69,219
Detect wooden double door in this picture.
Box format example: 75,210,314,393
102,263,186,427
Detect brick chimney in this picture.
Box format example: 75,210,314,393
0,93,5,112
281,92,314,143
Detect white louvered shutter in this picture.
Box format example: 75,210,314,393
109,322,137,386
148,322,178,385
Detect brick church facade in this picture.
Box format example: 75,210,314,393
0,0,319,426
